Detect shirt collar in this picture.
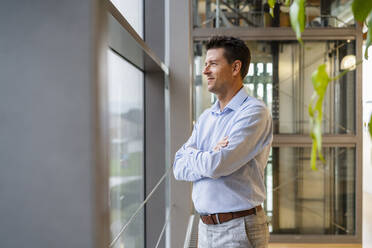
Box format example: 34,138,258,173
211,87,248,114
210,100,220,114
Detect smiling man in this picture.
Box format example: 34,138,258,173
173,36,273,248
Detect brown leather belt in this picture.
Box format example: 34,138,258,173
200,205,262,225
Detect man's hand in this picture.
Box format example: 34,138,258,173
213,136,229,152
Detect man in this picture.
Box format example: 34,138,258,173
173,36,273,248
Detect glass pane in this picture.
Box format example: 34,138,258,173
265,147,356,235
107,50,144,248
111,0,144,37
193,0,355,28
193,40,356,134
278,40,356,134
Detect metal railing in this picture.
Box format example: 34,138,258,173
109,165,173,247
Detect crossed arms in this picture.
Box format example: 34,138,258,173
173,106,272,182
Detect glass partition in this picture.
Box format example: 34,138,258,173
193,0,355,29
192,0,361,243
108,49,144,248
193,40,356,134
266,147,355,235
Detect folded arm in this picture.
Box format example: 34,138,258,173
173,106,272,182
172,123,205,182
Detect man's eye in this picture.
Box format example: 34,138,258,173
204,62,216,67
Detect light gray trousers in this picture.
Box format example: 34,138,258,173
198,209,269,248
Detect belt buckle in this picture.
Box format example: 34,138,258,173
207,214,221,225
208,214,215,225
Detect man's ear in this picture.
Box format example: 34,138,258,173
232,60,242,77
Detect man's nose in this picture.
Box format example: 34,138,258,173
203,66,210,75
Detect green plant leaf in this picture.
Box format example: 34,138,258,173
352,0,372,22
285,0,291,7
369,113,372,138
365,12,372,60
268,0,275,17
308,64,330,170
312,64,330,92
289,0,305,44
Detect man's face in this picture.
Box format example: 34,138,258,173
203,48,234,94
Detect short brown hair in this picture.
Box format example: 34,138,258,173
206,36,251,79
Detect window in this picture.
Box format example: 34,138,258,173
268,147,355,235
111,0,144,37
108,49,144,248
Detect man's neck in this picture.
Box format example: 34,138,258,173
218,84,244,111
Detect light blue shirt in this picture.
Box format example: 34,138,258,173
173,87,273,215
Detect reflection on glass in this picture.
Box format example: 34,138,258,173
265,147,355,235
193,40,356,134
107,50,144,248
193,0,355,28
